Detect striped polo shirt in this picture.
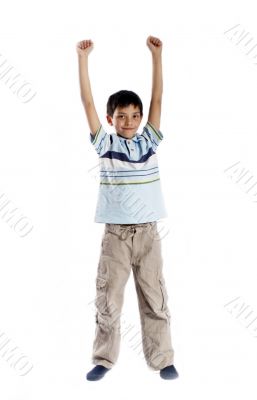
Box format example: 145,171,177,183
89,121,168,224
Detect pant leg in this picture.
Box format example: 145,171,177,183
91,224,132,368
131,222,175,371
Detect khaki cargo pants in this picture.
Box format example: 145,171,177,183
91,221,174,371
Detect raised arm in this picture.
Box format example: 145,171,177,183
146,36,163,131
76,39,101,136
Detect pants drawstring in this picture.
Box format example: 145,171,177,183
119,226,136,241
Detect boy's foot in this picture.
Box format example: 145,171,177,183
86,365,111,381
160,364,179,380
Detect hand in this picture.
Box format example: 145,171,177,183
146,35,163,56
76,39,94,57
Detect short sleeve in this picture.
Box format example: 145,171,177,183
141,121,163,151
89,125,112,157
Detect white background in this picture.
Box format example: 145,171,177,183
1,0,257,398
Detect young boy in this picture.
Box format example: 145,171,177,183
77,36,179,381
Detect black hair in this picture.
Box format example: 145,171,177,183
106,90,143,117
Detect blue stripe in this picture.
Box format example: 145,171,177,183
95,132,107,154
100,147,156,163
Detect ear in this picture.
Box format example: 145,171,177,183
106,115,113,126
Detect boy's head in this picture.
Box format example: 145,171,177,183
106,90,143,139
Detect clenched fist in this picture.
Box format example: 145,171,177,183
76,39,94,57
146,36,163,56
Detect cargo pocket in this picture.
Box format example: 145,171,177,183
95,277,108,315
159,277,168,311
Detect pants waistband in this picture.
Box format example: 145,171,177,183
105,221,157,241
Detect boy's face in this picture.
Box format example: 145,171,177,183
106,104,143,139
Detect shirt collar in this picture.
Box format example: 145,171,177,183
116,132,142,142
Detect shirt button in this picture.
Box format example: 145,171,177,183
131,148,134,151
127,141,130,144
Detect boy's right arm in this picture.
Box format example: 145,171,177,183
77,40,101,136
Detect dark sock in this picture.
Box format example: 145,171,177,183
86,365,111,381
160,364,179,380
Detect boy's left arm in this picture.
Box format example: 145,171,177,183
146,36,163,131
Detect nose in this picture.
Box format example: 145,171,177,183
124,117,133,126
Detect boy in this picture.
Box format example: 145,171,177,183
76,36,179,381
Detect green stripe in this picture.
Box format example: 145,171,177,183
92,125,102,145
100,178,160,185
147,121,163,141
